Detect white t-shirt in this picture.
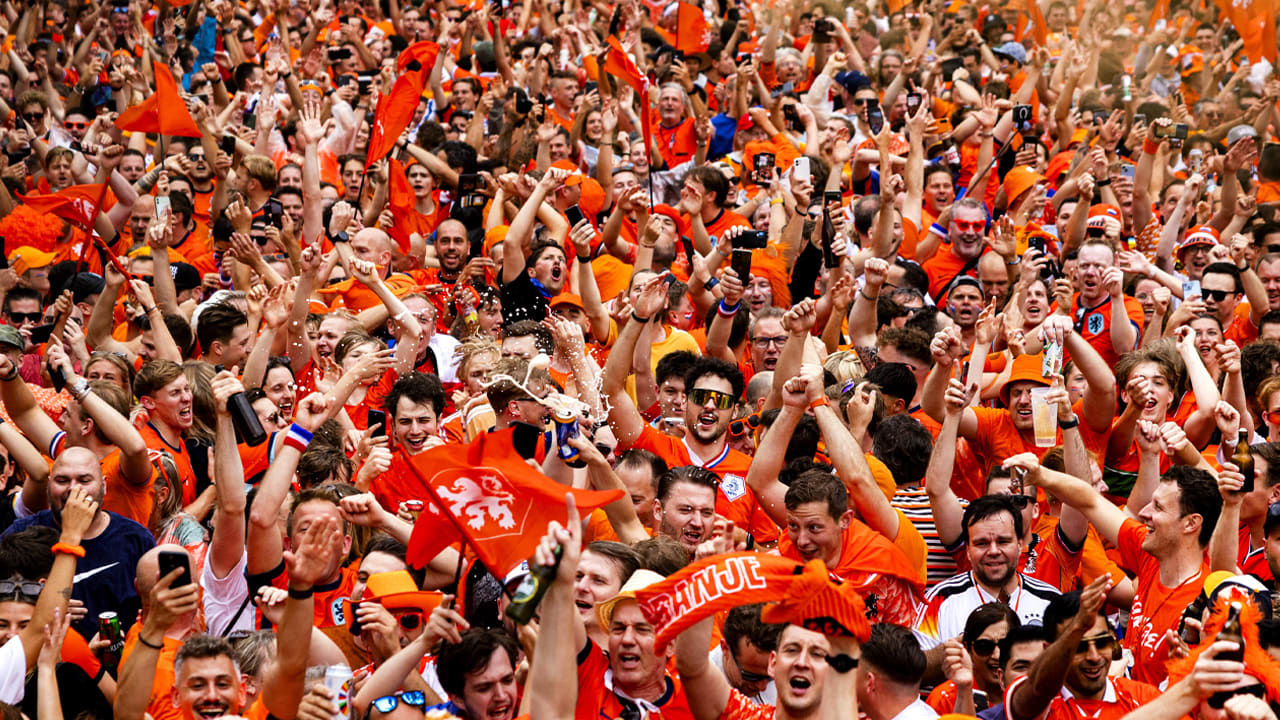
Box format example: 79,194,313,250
202,551,252,636
0,635,26,704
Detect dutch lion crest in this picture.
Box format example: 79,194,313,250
436,472,516,530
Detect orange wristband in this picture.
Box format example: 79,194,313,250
1143,138,1161,155
808,397,830,411
52,542,85,558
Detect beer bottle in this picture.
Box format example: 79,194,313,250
505,545,562,625
1232,429,1255,494
1208,603,1244,708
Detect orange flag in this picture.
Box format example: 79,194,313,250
365,41,440,168
675,2,711,54
1215,0,1277,63
886,0,909,14
1148,0,1169,29
18,183,110,231
604,36,646,95
400,429,624,578
115,64,201,138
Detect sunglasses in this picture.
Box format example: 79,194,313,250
21,112,43,123
729,413,761,438
953,219,985,233
64,121,88,130
850,98,870,106
1076,634,1116,655
7,311,39,324
0,580,41,598
371,691,426,714
689,388,735,409
971,638,1001,656
187,153,206,162
395,612,424,630
1009,494,1035,508
1200,289,1235,302
729,646,772,684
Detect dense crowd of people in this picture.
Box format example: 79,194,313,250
0,0,1278,719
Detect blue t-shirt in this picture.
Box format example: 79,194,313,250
4,510,156,638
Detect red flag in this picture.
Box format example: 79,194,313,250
18,182,110,231
604,36,646,95
400,429,624,578
1026,0,1049,45
115,64,201,138
634,554,873,653
674,3,711,54
366,41,440,168
1215,0,1276,63
639,78,653,205
385,157,419,254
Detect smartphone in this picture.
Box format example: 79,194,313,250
264,198,283,227
1183,279,1201,299
907,92,922,111
368,409,386,438
27,323,52,345
155,195,171,217
735,230,768,249
661,271,676,287
1121,163,1136,179
824,190,842,208
242,110,257,131
753,152,775,184
792,156,810,184
327,46,351,62
565,205,586,227
158,549,193,588
812,17,831,43
1133,113,1147,124
1012,104,1032,128
783,103,800,130
515,91,533,115
1172,124,1188,139
48,359,66,392
730,248,754,282
866,100,884,134
940,56,963,80
219,134,237,156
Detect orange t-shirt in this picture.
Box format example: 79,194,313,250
170,223,217,278
1115,518,1207,687
651,115,698,169
101,447,156,527
120,628,183,720
696,208,753,243
1060,292,1146,369
1003,675,1160,720
922,246,983,302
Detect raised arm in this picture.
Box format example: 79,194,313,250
1003,454,1127,546
1007,576,1111,720
674,615,732,720
208,370,248,580
927,378,976,547
603,274,668,450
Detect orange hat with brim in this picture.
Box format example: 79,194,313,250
9,246,56,275
550,292,585,311
999,353,1051,404
1003,166,1047,205
550,159,585,186
484,225,509,257
1177,224,1219,255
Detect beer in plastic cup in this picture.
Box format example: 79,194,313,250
1030,387,1056,447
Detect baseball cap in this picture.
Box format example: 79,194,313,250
0,325,22,351
1085,204,1122,229
61,272,105,305
503,561,531,592
8,246,56,276
170,262,202,293
1003,166,1047,205
550,293,585,312
347,570,444,615
1228,125,1258,146
834,70,870,96
1177,225,1220,255
992,41,1027,65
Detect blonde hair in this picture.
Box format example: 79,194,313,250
824,350,866,386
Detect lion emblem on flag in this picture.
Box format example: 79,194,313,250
436,473,516,530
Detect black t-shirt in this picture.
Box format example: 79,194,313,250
4,510,156,638
501,272,549,326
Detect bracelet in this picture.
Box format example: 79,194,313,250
1095,178,1111,187
770,198,784,205
859,289,878,302
137,634,164,650
808,396,830,411
1005,257,1021,266
0,366,17,382
69,379,91,402
705,277,720,291
631,311,650,324
288,586,315,599
1059,415,1080,429
143,306,157,315
284,423,313,453
51,542,85,558
718,299,740,316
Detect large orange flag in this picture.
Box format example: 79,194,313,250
115,64,201,138
1026,0,1049,45
365,41,440,168
400,429,624,578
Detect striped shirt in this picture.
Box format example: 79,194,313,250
892,485,962,588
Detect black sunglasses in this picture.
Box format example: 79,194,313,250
1009,494,1035,509
971,638,1000,656
7,311,39,324
1200,289,1235,302
729,645,772,684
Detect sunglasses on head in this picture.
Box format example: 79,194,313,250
689,388,735,409
1008,494,1035,508
0,580,41,598
371,691,426,714
970,638,1001,656
1200,289,1235,302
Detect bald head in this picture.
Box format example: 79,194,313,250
352,227,395,269
49,446,105,516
